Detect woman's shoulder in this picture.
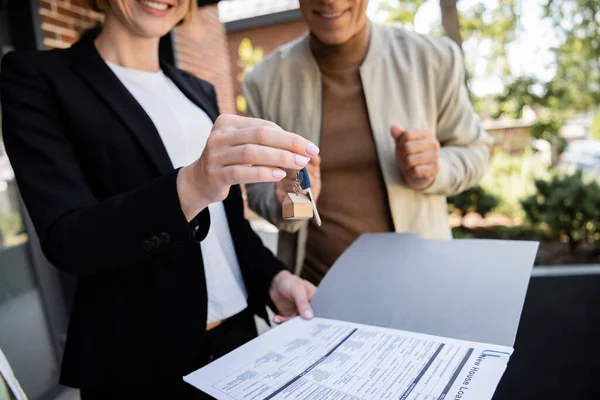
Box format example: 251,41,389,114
1,47,69,76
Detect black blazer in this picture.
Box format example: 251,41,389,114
0,38,283,388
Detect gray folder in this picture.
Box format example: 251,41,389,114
310,233,538,347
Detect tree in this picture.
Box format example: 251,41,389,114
380,0,426,31
383,0,519,93
383,0,598,156
439,0,462,47
543,0,600,115
499,0,600,155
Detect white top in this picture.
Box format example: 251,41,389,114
107,61,248,324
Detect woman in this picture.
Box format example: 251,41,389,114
0,0,318,398
244,0,491,282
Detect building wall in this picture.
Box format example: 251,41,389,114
227,19,308,115
40,0,102,49
487,127,532,155
175,5,235,114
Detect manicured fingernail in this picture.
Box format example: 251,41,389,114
306,143,320,155
295,155,310,166
274,317,281,324
303,309,313,319
272,170,286,179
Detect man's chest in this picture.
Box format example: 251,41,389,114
319,72,380,173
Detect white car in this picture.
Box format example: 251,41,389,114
559,140,600,175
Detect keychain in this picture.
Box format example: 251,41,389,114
282,167,322,226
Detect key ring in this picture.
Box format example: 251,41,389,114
293,171,301,195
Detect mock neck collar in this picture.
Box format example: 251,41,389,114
310,21,371,73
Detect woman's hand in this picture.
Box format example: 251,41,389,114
269,270,316,324
178,114,320,220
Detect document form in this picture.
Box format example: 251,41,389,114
184,317,513,400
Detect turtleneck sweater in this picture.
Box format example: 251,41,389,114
302,23,394,285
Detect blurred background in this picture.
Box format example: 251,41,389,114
0,0,599,399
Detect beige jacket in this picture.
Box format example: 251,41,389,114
244,22,492,274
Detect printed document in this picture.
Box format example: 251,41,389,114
184,317,513,400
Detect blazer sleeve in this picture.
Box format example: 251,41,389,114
423,38,493,196
0,51,210,276
242,74,305,234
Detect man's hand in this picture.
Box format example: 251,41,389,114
269,270,316,324
391,125,441,190
275,155,322,205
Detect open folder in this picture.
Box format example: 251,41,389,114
184,233,538,400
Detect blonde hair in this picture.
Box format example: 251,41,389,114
84,0,196,26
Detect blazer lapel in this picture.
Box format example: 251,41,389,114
161,62,220,122
68,38,174,175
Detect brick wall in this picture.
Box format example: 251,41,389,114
175,5,236,114
227,19,308,115
40,0,102,49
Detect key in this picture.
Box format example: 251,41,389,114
297,167,322,226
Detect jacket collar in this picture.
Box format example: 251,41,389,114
68,37,217,175
293,20,388,73
161,61,219,122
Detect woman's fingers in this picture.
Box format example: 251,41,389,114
200,114,321,194
273,313,298,325
214,114,280,131
220,144,311,170
220,165,290,186
224,127,319,157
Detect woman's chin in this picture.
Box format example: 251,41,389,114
134,24,174,39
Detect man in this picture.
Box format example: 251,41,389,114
244,0,492,285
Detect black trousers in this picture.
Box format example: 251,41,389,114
80,308,258,400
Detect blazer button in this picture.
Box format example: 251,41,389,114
160,232,171,244
141,240,152,252
151,236,161,248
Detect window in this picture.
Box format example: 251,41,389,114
0,14,66,399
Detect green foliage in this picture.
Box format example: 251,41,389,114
235,38,264,113
521,170,600,251
453,224,554,241
492,77,543,120
448,186,500,225
383,0,599,154
490,0,600,151
479,151,550,219
459,0,518,80
590,110,600,140
0,209,23,244
381,0,426,30
383,0,519,112
543,0,600,114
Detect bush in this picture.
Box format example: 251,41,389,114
452,224,553,241
521,170,600,252
448,186,500,226
479,151,549,219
